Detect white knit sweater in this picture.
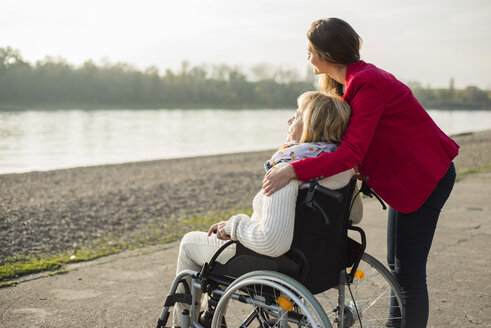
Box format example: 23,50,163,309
224,167,363,257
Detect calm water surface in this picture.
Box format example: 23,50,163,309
1,108,490,174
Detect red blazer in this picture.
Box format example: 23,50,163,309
292,61,459,213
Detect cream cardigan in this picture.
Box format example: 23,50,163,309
225,167,363,257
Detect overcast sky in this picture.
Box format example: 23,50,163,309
1,0,490,89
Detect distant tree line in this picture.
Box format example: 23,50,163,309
0,47,315,109
407,79,490,109
0,47,489,109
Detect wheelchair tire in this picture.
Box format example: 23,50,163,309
316,252,405,328
212,270,333,328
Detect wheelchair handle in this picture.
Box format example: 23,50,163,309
360,178,387,210
299,182,344,202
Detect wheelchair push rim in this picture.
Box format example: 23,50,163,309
212,270,333,328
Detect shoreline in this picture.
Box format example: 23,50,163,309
0,149,278,177
1,130,490,261
1,128,490,177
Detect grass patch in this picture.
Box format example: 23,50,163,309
0,281,19,288
456,164,491,181
48,269,69,276
0,207,253,282
0,256,64,281
0,246,121,281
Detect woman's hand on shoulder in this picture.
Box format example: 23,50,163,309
208,221,231,240
262,164,297,196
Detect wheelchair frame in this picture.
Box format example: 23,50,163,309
156,176,405,328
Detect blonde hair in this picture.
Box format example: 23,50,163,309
297,91,351,145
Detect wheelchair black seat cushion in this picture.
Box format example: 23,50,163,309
210,242,307,281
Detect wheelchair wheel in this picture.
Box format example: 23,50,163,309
316,253,405,328
212,270,333,328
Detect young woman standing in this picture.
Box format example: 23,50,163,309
262,18,459,327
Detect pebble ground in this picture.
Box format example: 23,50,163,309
1,130,490,259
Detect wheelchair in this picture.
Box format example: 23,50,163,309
156,175,405,328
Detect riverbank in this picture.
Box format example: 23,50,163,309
1,130,490,267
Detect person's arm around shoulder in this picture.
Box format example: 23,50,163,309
262,163,297,196
264,74,386,196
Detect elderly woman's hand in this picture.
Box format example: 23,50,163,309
262,164,297,196
208,221,231,240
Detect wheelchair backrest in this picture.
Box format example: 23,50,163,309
208,176,361,294
291,176,358,293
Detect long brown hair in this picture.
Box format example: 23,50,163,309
307,18,362,96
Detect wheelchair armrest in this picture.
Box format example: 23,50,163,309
199,240,237,292
207,240,237,272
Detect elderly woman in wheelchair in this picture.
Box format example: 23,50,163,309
157,91,405,328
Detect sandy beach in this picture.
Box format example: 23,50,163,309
1,130,490,259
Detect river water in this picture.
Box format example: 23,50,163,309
1,108,490,174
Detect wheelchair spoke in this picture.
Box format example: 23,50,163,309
247,288,271,328
360,287,392,314
314,253,404,328
352,265,379,295
240,310,258,327
212,272,332,328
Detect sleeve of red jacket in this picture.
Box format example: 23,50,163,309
292,76,385,181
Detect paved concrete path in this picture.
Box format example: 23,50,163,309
1,172,490,327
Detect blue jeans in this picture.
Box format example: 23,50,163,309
387,162,456,327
